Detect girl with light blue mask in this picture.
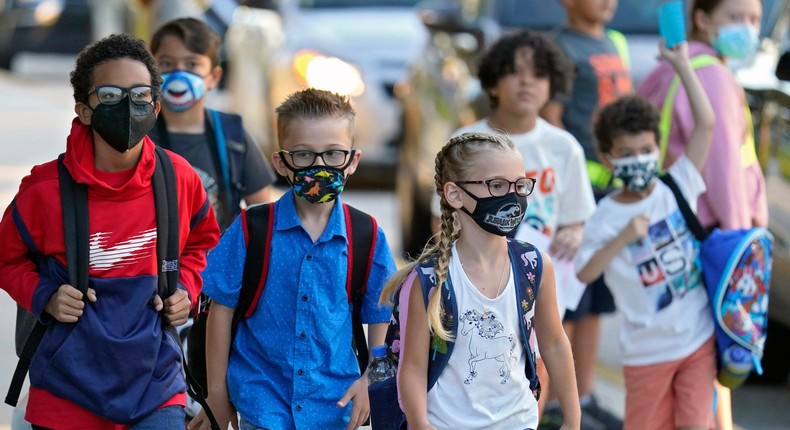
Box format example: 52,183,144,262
692,0,762,61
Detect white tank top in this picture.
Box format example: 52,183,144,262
426,243,539,430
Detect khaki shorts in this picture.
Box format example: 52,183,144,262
623,336,716,430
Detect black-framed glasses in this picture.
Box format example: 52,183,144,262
279,149,355,168
456,177,536,197
88,85,155,106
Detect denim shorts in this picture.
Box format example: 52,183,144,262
240,416,271,430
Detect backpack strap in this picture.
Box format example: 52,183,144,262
344,204,378,372
508,239,542,396
606,28,630,70
660,174,708,242
206,109,234,209
152,146,180,298
235,202,275,333
5,155,89,407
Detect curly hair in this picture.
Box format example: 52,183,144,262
151,17,221,66
70,34,162,105
478,29,573,109
593,95,660,154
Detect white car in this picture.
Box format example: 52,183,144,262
225,0,428,186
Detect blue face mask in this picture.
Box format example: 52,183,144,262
713,23,760,60
160,70,206,112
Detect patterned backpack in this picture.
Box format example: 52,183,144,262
368,239,542,429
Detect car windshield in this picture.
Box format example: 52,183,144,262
299,0,421,7
495,0,784,37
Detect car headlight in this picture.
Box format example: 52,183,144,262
292,50,365,97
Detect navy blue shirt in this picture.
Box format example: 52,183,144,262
202,191,396,429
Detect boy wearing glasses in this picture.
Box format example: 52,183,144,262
0,34,220,428
149,18,276,231
190,88,396,430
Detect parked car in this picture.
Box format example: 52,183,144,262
225,0,428,187
397,0,790,383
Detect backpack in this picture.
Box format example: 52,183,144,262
661,174,773,389
368,239,542,430
186,201,379,393
5,147,220,427
150,108,249,217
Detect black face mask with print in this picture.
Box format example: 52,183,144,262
91,97,157,153
458,187,528,236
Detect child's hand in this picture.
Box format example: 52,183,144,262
45,284,97,323
550,224,584,261
188,397,238,430
621,214,650,244
151,288,191,326
658,39,690,70
337,375,370,430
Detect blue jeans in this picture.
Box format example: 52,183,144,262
239,416,271,430
129,405,186,429
31,406,185,430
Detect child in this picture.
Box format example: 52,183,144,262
575,40,715,430
188,88,397,430
149,17,276,231
430,29,596,420
392,132,580,429
543,2,633,425
0,33,220,428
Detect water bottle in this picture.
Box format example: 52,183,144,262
718,344,754,389
367,345,396,385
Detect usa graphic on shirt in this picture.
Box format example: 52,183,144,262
627,209,703,312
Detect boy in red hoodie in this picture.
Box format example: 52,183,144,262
0,34,220,429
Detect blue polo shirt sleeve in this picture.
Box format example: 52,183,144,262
201,216,247,309
360,226,396,324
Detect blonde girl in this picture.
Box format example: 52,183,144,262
381,132,580,430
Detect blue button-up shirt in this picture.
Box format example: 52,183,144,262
202,192,396,429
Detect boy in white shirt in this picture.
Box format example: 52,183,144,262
575,40,715,430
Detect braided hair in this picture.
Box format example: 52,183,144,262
380,132,516,340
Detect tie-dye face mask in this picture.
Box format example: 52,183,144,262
290,166,346,204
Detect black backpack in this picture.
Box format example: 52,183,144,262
5,147,221,429
186,201,379,394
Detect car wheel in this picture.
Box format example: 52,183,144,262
748,317,790,385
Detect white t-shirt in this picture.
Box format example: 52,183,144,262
431,119,596,238
575,155,714,366
426,243,538,429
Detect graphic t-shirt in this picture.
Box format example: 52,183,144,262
554,28,633,161
575,156,714,365
433,119,596,238
426,244,538,429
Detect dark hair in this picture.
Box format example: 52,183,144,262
689,0,725,39
478,29,572,108
275,88,356,146
151,17,221,66
593,95,660,154
70,33,162,105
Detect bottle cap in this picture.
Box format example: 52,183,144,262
372,345,388,358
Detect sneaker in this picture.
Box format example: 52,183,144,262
583,396,623,430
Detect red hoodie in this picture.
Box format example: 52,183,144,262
0,119,220,428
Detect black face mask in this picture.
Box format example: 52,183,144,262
90,97,157,153
458,187,528,236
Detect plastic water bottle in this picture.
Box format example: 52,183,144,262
718,345,753,389
367,345,396,385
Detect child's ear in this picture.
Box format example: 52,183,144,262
206,66,223,91
271,151,292,179
598,151,614,170
75,102,92,125
443,182,465,210
343,149,362,177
